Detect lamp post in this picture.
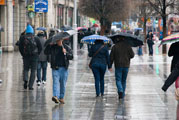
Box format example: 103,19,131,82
73,0,78,60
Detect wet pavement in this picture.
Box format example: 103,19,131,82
0,44,178,120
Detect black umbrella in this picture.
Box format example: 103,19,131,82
109,33,143,47
44,32,71,47
60,25,73,31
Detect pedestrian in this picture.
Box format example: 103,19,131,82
36,31,48,86
19,24,42,90
162,42,179,91
146,31,154,56
78,30,85,49
44,35,73,104
110,37,134,99
135,30,143,56
88,40,112,97
85,28,93,51
49,29,56,38
43,30,48,39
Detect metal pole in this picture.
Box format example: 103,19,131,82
73,0,78,60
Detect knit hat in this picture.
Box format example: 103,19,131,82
26,24,34,34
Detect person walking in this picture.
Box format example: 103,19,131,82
49,29,56,38
146,31,154,56
162,42,179,91
19,24,42,90
85,28,93,51
36,31,48,86
88,40,112,97
78,30,85,49
110,37,134,99
44,34,73,104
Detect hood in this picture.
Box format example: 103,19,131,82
26,24,34,34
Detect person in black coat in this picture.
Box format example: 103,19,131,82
162,42,179,91
19,24,42,90
168,42,179,72
146,31,154,56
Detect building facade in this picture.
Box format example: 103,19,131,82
0,0,90,52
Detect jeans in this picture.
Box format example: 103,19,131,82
37,61,48,82
23,58,38,88
92,63,106,96
52,67,68,99
115,67,129,97
148,44,153,55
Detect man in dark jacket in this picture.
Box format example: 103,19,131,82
37,31,48,86
44,37,73,104
19,24,42,90
110,38,134,99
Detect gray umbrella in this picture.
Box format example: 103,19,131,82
44,32,71,47
109,33,144,47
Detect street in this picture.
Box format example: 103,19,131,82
0,44,178,120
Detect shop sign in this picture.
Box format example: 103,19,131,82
0,0,5,5
34,0,48,13
28,5,34,11
28,12,35,18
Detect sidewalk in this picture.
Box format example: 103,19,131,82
0,47,178,120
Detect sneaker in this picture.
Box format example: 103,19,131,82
59,99,65,104
42,81,46,84
52,97,60,103
37,81,41,86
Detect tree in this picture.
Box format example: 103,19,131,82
78,0,130,35
147,0,178,54
133,0,156,43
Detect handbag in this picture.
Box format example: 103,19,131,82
89,45,105,69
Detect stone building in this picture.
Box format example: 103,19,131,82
0,0,90,52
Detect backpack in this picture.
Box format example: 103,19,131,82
23,35,38,56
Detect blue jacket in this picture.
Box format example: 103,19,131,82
88,43,111,69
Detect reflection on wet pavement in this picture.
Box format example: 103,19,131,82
0,46,178,120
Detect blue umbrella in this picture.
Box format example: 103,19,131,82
36,27,47,31
81,35,110,44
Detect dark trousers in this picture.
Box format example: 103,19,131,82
23,58,38,88
37,61,48,82
148,44,153,55
92,63,106,96
162,67,179,91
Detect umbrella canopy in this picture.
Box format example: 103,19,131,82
60,25,73,31
77,27,88,32
81,35,110,44
109,33,143,47
160,33,179,46
44,31,73,47
92,24,99,27
36,27,47,31
65,30,77,36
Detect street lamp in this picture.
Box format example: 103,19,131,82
73,0,78,60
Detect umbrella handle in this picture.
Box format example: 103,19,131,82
62,44,66,56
